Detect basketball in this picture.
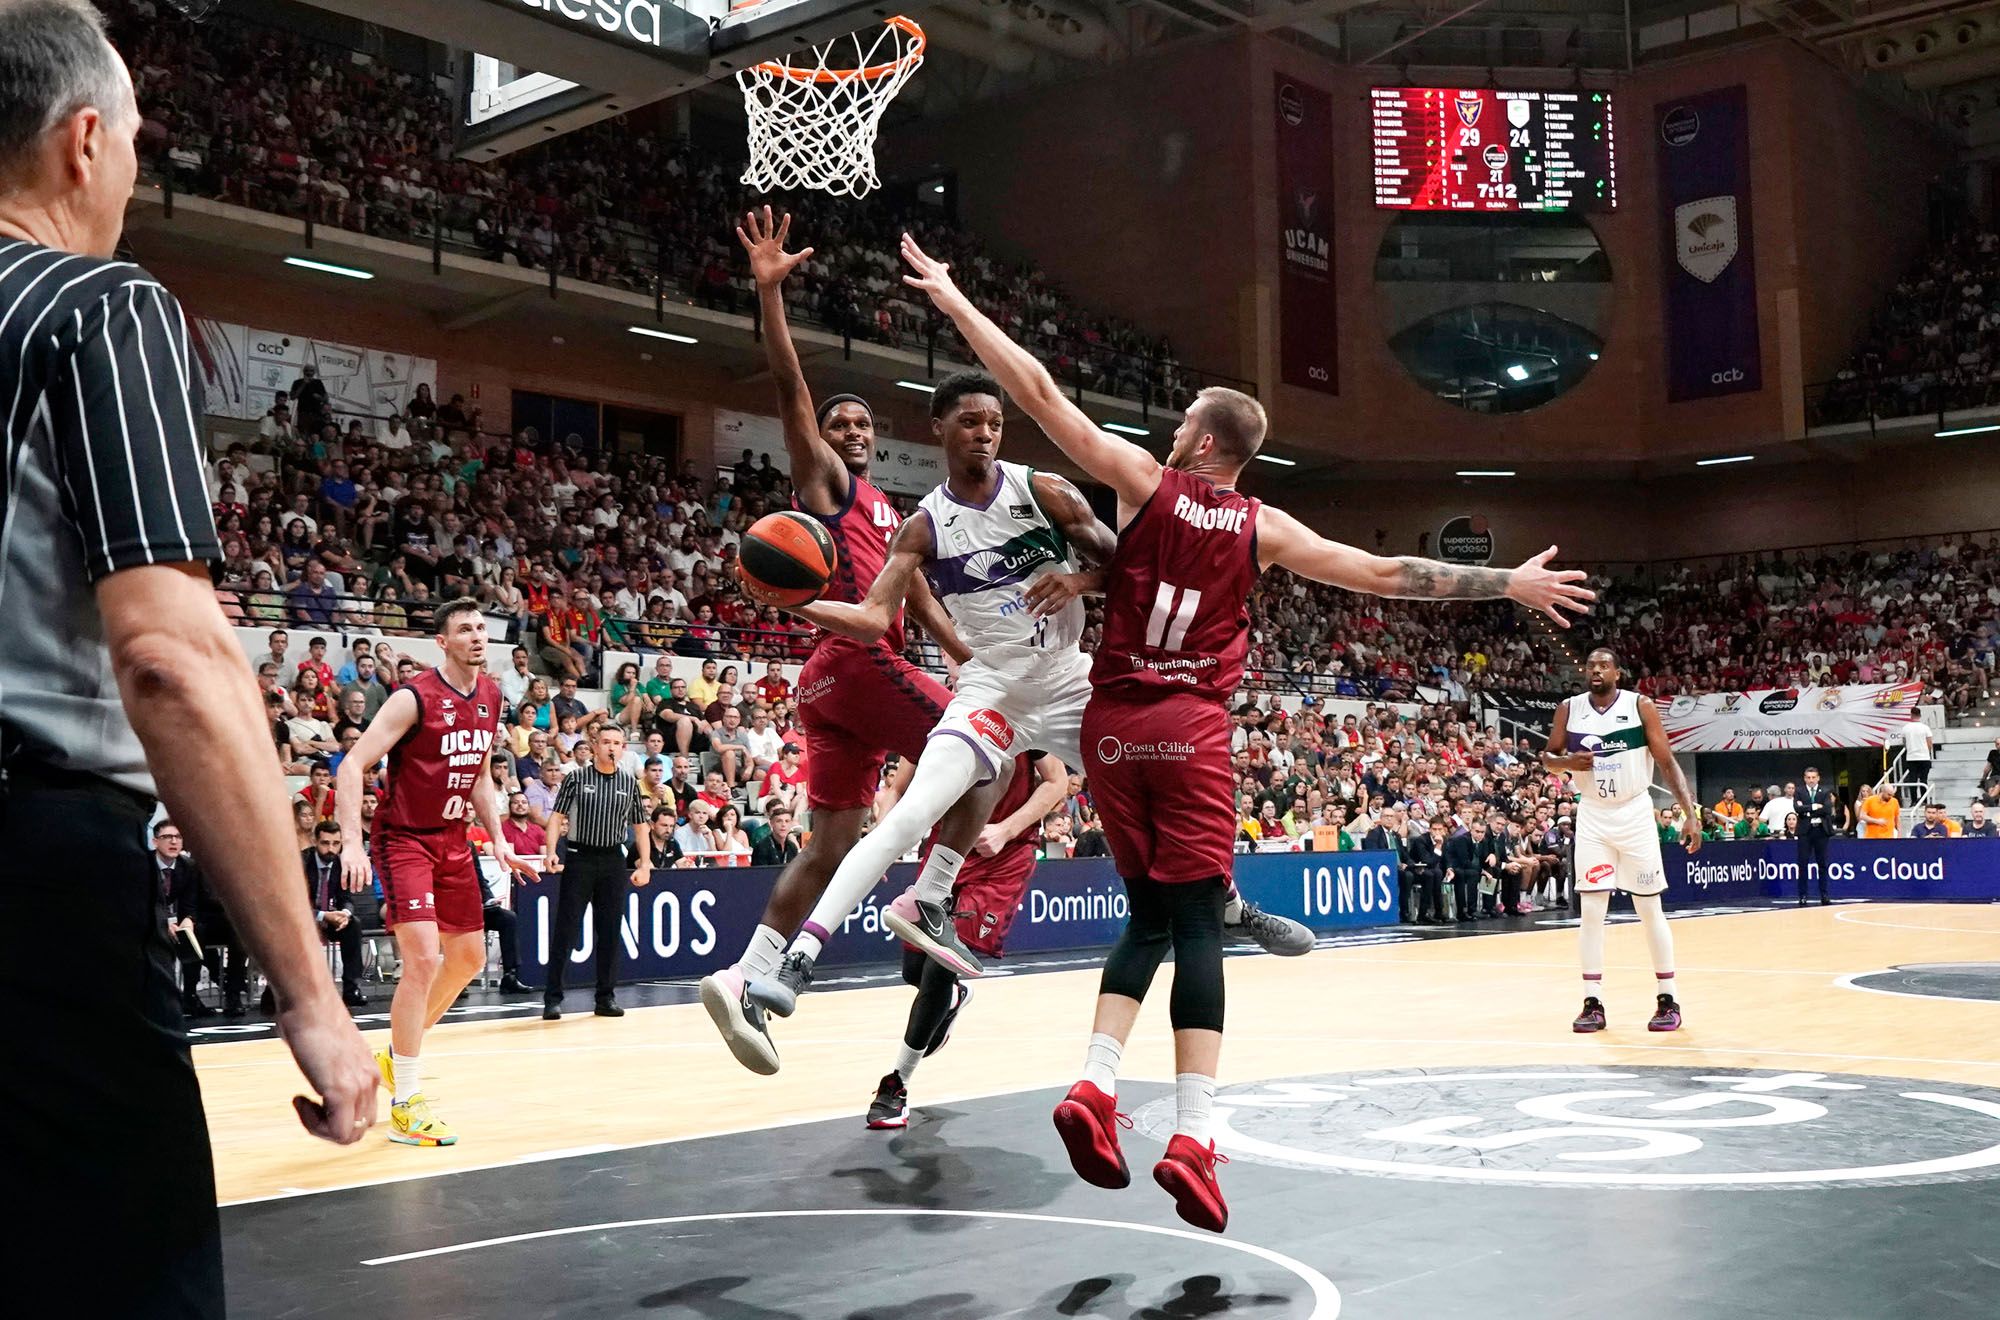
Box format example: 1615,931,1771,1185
738,510,839,607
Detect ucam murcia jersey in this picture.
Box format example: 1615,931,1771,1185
378,667,503,834
1565,688,1656,809
917,461,1084,665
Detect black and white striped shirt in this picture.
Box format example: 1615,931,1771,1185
550,764,645,849
0,239,221,792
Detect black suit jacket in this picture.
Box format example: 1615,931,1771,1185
1405,833,1446,880
1361,826,1400,858
1442,832,1479,881
153,854,201,921
1796,786,1835,840
302,848,352,915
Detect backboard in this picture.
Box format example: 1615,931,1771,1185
305,0,892,158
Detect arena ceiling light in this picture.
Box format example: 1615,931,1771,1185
1253,454,1298,466
628,326,698,345
1696,454,1755,467
896,379,936,393
1102,422,1149,436
282,256,373,280
1456,469,1516,477
1937,423,2000,437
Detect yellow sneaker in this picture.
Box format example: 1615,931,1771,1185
374,1050,394,1093
388,1093,457,1147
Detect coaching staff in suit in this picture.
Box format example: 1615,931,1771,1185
0,6,377,1314
1794,766,1836,906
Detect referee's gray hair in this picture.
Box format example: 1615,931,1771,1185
0,1,130,181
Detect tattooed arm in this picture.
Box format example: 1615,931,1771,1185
1254,505,1595,626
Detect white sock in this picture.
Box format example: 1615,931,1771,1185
893,1042,924,1082
1579,890,1610,995
391,1051,420,1105
737,925,786,980
800,737,981,944
914,844,966,907
1633,893,1677,998
1222,894,1244,924
1175,1072,1217,1143
1083,1031,1122,1095
792,928,825,963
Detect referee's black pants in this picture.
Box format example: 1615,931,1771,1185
0,777,222,1318
547,846,628,1004
1796,833,1832,902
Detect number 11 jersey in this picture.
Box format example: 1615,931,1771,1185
1091,466,1261,704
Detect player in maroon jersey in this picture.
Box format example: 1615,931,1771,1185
336,599,538,1146
699,208,999,1076
866,751,1072,1129
902,233,1593,1232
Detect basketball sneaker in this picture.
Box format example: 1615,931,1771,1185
748,951,815,1018
1052,1080,1132,1189
1572,996,1607,1033
374,1049,393,1093
388,1093,457,1147
1648,993,1683,1032
924,982,971,1058
1153,1134,1230,1234
885,897,984,979
885,885,920,934
1224,897,1314,956
699,967,780,1075
866,1072,910,1130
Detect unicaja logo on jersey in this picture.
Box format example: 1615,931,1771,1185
1172,494,1246,534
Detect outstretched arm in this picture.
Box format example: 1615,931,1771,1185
901,234,1161,517
737,207,849,514
1254,505,1595,627
904,570,973,667
1641,698,1701,851
788,513,937,647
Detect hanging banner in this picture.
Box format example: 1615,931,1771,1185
716,407,943,497
186,318,437,423
1657,682,1922,751
1276,75,1338,395
1656,85,1761,401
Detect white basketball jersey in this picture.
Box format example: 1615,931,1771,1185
1565,689,1656,809
918,462,1084,664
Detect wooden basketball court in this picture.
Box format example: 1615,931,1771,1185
210,904,2000,1317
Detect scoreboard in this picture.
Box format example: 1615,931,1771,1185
1371,88,1616,213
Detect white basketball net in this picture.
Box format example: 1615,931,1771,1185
737,16,925,197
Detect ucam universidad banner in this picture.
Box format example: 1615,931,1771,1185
519,850,1404,988
1665,837,2000,905
1275,75,1337,395
1656,85,1761,401
1657,682,1922,751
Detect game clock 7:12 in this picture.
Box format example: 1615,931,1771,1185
1370,88,1617,213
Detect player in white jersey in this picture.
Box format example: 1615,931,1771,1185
740,371,1116,1037
1543,648,1700,1032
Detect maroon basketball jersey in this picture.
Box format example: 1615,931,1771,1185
802,468,905,653
1092,467,1261,703
377,667,503,835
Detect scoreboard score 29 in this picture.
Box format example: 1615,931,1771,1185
1371,88,1616,213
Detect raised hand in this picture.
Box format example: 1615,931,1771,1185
735,205,814,289
1504,546,1595,627
899,232,966,309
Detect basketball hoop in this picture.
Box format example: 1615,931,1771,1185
737,15,925,198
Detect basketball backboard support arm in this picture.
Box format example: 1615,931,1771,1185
305,0,899,159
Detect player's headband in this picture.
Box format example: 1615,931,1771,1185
815,394,872,428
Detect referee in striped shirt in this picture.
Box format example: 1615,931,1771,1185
0,6,377,1315
540,722,652,1018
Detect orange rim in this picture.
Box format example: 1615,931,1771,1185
751,15,925,84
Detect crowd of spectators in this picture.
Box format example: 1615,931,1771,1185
1583,536,1996,714
1813,228,2000,425
108,0,1198,409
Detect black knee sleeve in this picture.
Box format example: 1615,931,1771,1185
1099,875,1173,1004
1164,878,1226,1034
902,953,960,1051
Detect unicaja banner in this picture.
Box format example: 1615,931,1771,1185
1655,85,1761,401
1276,75,1337,395
1657,682,1921,751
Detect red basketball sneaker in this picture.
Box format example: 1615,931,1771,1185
1153,1134,1230,1233
1052,1081,1132,1189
